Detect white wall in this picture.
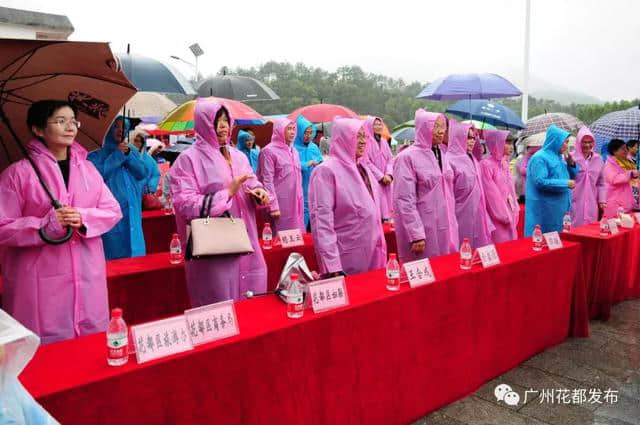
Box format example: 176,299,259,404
0,23,70,40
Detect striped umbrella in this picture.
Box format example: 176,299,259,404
521,113,584,138
590,106,640,141
158,97,265,132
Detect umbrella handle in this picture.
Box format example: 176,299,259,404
39,226,74,245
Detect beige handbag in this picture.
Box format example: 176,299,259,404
186,194,254,259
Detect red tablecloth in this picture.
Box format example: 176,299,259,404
141,210,178,254
561,223,640,320
21,238,587,425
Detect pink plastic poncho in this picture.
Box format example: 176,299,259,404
170,100,268,305
364,116,394,220
0,141,122,344
571,126,606,226
392,109,459,263
480,130,519,243
257,118,305,234
602,155,636,218
308,118,387,275
446,121,494,248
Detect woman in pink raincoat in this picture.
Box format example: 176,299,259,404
308,117,387,276
0,100,122,344
602,139,639,218
364,116,394,220
257,118,305,234
170,100,271,306
519,145,540,200
447,121,494,248
480,130,519,243
571,127,606,226
392,109,459,263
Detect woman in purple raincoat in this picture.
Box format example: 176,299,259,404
481,130,519,243
571,127,606,226
392,109,459,263
308,118,387,276
364,116,394,220
258,118,305,234
170,100,271,306
0,100,122,344
446,121,494,248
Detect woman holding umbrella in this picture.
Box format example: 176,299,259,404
0,100,122,344
446,121,494,248
258,118,305,233
393,110,459,262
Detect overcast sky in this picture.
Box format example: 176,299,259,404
3,0,639,101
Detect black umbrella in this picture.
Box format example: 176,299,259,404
116,53,196,95
0,39,136,243
197,75,279,101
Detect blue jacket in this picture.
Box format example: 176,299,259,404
237,130,260,173
293,115,322,228
524,125,573,236
88,117,146,259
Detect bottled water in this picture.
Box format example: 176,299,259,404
532,224,544,251
107,308,128,366
562,212,572,232
163,194,173,215
459,238,473,270
262,223,273,250
169,233,183,264
600,217,610,236
386,253,400,291
286,273,304,319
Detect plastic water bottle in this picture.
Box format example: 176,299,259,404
107,308,128,366
600,217,610,236
286,273,304,319
460,238,473,270
262,223,273,250
617,206,625,221
169,233,183,264
562,212,572,232
163,194,173,215
532,224,544,251
386,253,400,291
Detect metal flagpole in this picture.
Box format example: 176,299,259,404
521,0,531,123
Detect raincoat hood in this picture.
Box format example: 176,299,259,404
27,137,88,163
103,116,132,150
483,130,510,161
364,116,383,143
542,125,570,155
236,130,255,153
414,109,445,149
573,126,598,165
194,99,233,150
329,117,365,165
294,115,317,148
447,120,475,156
270,118,296,148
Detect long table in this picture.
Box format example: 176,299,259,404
21,238,588,425
561,222,640,320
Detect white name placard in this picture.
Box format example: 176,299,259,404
543,231,563,250
477,244,501,268
402,258,436,288
131,315,193,364
277,229,304,248
184,299,239,346
308,277,349,313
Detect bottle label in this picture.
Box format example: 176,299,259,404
460,252,472,260
287,293,303,304
386,270,400,279
170,245,182,254
107,335,128,358
263,234,272,241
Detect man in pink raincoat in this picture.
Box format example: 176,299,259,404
170,100,271,305
0,100,122,344
392,109,459,263
446,121,494,248
571,127,606,226
364,116,394,220
258,118,305,234
481,130,520,243
308,117,387,276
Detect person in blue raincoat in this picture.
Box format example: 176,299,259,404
88,117,147,259
132,131,161,194
236,130,260,173
293,115,323,230
524,125,577,236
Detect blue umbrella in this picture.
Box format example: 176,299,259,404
117,53,196,95
446,100,525,129
416,73,521,100
591,106,640,142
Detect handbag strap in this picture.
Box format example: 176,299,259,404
200,193,212,218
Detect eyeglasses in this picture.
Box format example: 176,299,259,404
48,118,81,129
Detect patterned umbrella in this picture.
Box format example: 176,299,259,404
590,106,640,141
521,113,584,138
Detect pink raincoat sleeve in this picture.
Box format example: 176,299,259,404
308,166,343,273
596,165,607,203
170,158,232,221
603,166,632,186
257,151,280,213
76,176,123,238
480,161,511,224
393,156,426,242
0,170,68,247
